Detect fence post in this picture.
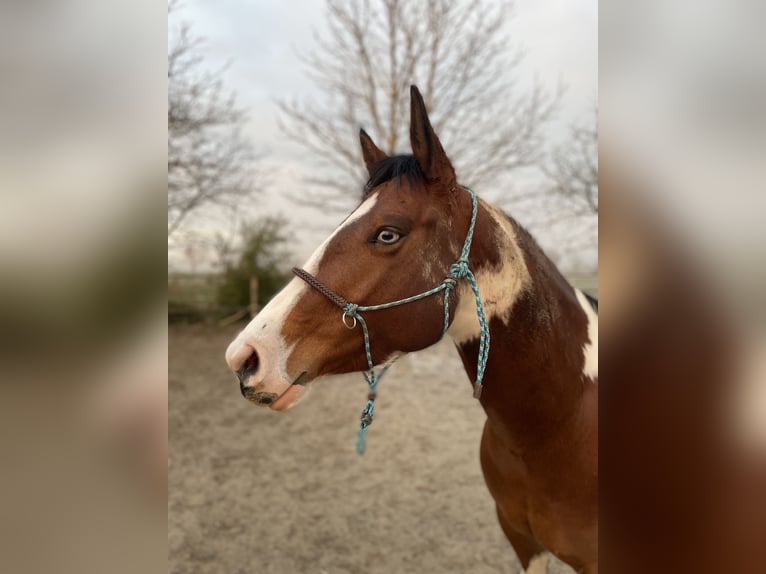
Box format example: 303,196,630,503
249,276,259,317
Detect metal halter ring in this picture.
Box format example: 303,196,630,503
342,311,357,329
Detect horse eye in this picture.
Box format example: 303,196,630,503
375,229,401,244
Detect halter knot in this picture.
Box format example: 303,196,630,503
449,260,470,279
361,398,374,417
342,303,359,329
343,303,359,316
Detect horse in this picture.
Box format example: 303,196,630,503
225,86,598,573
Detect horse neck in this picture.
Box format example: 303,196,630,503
449,199,595,452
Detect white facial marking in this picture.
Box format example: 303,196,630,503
575,289,599,380
227,193,380,376
303,193,379,274
447,202,530,344
224,276,304,374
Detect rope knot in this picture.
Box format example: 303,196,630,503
360,399,375,428
343,303,358,315
342,303,359,329
449,260,470,279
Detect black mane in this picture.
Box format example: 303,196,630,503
364,155,424,195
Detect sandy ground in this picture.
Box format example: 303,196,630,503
169,324,573,574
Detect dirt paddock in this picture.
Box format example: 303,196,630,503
169,324,573,573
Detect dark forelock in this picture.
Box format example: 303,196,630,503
364,155,424,196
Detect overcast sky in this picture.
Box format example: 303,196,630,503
173,0,597,269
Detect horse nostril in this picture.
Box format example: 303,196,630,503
237,349,260,382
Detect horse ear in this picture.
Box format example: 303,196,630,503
359,129,388,176
409,85,456,186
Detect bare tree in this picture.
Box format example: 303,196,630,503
523,110,597,263
279,0,558,211
546,111,598,216
168,1,259,237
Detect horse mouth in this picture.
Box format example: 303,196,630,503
239,370,311,410
290,371,310,386
268,372,310,411
240,370,309,398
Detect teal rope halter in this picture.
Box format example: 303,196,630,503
292,186,491,453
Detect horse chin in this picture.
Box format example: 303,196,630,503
269,383,308,411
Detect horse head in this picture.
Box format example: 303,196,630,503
225,86,476,410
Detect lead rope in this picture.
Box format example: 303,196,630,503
293,187,490,454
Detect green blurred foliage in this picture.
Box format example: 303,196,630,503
217,216,293,310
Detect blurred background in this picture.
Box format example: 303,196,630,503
601,1,766,571
0,1,166,573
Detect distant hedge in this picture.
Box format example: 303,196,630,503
217,216,293,311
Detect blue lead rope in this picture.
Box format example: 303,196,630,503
293,187,491,454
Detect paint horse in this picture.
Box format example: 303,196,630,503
225,86,598,573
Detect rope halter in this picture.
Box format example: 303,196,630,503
292,186,491,453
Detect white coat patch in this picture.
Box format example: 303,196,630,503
575,289,598,380
525,551,552,574
447,201,530,344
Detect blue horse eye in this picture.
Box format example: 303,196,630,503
376,229,400,244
